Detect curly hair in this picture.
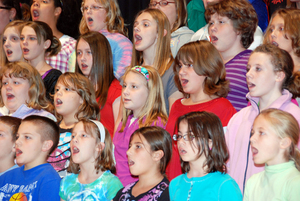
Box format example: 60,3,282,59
205,0,258,49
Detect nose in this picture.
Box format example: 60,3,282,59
246,67,253,79
250,132,256,144
122,85,129,96
15,138,21,147
179,65,186,76
32,0,39,7
134,25,140,33
126,146,133,157
3,82,12,91
270,29,276,39
209,23,217,34
4,39,10,47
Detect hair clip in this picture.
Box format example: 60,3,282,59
89,120,105,143
131,66,149,81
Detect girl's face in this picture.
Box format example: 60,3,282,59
149,0,177,29
0,122,15,161
250,115,286,166
71,121,101,165
76,38,93,77
54,81,83,118
268,14,293,54
177,120,206,165
133,12,158,53
127,134,158,177
122,72,149,117
3,27,23,62
20,26,49,62
1,73,30,114
31,0,59,24
246,52,280,100
208,13,241,55
83,0,107,32
178,60,206,95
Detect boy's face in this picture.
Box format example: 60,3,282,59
0,123,15,161
15,121,48,170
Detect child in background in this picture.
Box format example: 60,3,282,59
59,119,123,200
264,8,300,72
48,72,99,177
21,21,62,101
226,44,300,193
113,126,172,201
244,109,300,201
0,116,21,176
132,8,182,113
75,31,121,137
166,40,236,180
1,20,25,66
113,66,168,186
149,0,194,57
79,0,132,79
170,111,242,201
206,0,258,111
0,115,61,201
0,61,56,120
31,0,81,73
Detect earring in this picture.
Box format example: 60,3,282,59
9,19,12,22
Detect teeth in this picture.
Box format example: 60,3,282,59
128,160,134,166
272,41,278,47
135,34,142,40
7,50,12,55
33,10,39,17
56,99,62,104
73,147,80,153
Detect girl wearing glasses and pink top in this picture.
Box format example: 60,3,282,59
149,0,194,57
169,111,242,201
80,0,132,79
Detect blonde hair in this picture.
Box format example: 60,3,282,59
264,9,300,58
257,109,300,171
1,20,26,67
54,73,100,122
131,8,173,76
68,119,116,174
0,62,54,113
79,0,127,36
120,66,168,132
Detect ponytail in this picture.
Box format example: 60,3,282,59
286,71,300,99
290,145,300,171
47,36,62,57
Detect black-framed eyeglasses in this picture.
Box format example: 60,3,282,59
149,1,175,7
81,5,104,12
173,133,195,141
0,6,11,10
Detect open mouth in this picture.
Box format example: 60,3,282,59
251,146,258,156
134,34,142,45
6,49,13,56
55,98,63,106
271,41,279,47
81,63,89,70
72,146,80,154
179,147,187,155
247,82,255,90
128,159,135,166
6,93,15,100
180,78,189,86
211,35,218,43
16,148,23,157
87,17,93,25
32,10,39,20
23,48,29,54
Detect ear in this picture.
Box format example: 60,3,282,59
44,39,51,49
96,142,105,152
163,29,167,37
152,150,164,162
275,71,285,82
12,143,16,153
280,137,292,150
9,8,17,20
42,140,53,152
54,6,62,18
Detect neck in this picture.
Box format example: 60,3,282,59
187,156,208,178
221,46,245,64
29,60,51,75
48,21,63,39
0,157,15,173
78,163,104,184
259,90,282,111
137,170,164,188
142,51,155,67
60,116,78,129
290,52,300,72
187,91,215,105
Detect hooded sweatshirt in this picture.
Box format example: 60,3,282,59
170,26,194,57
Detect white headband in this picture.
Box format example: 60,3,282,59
89,120,105,143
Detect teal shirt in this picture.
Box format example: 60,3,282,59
244,161,300,201
187,0,206,32
59,170,123,201
170,171,242,201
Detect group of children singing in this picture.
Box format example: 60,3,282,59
0,0,300,200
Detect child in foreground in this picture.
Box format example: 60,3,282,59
0,115,61,201
244,109,300,201
113,126,172,201
170,111,242,201
59,119,122,200
0,116,21,176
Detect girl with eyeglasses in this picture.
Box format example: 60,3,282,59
31,0,81,73
149,0,194,57
79,0,132,80
170,111,242,201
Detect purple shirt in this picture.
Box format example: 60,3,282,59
113,115,166,186
225,49,252,111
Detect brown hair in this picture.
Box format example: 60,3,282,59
0,62,54,113
21,21,61,57
176,111,229,174
120,66,168,132
174,40,229,98
205,0,258,49
68,119,116,174
54,73,100,122
0,116,21,142
130,126,172,175
251,44,300,98
256,108,300,171
22,115,59,155
131,8,173,76
79,0,127,36
75,31,115,108
264,8,300,58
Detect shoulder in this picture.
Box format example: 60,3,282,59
171,26,194,39
170,174,185,187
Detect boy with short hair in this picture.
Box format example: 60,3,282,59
0,116,21,176
0,115,61,201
